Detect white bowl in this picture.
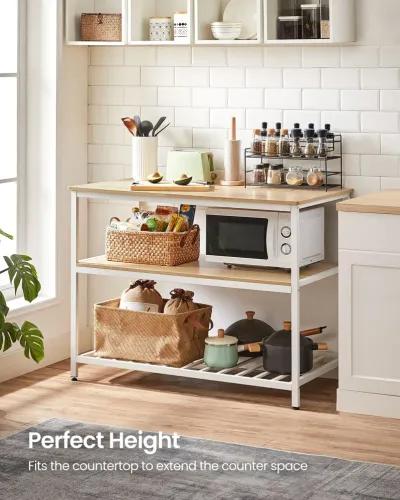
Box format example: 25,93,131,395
211,24,242,40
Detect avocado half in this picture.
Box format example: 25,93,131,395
174,174,192,186
147,172,163,184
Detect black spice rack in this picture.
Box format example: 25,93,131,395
244,134,343,192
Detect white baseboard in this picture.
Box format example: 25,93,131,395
337,389,400,419
0,332,70,383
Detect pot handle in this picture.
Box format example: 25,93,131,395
313,342,329,351
238,342,262,354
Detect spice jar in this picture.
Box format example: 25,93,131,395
253,164,267,185
304,129,316,158
290,128,303,157
277,16,302,40
267,165,283,185
317,129,328,157
307,167,324,187
278,129,291,157
320,0,330,39
286,167,304,186
267,129,278,156
301,4,320,39
252,129,262,154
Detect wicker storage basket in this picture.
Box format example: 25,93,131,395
80,13,122,42
94,299,213,367
106,225,200,267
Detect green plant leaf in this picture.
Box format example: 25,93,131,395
18,321,44,363
0,323,18,352
0,228,13,240
6,254,41,302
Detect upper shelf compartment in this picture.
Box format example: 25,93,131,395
194,0,262,45
128,0,192,45
264,0,355,44
65,0,126,45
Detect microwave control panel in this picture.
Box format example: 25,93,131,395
278,215,293,258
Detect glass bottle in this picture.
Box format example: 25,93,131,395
252,129,262,154
317,129,328,157
253,164,267,185
290,128,302,157
304,129,316,158
307,167,324,187
267,129,278,156
267,165,283,185
286,167,304,186
261,130,268,154
278,128,291,157
325,123,334,139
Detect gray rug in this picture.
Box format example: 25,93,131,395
0,419,399,500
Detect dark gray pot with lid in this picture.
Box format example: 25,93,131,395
225,311,275,357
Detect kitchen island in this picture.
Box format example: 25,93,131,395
70,181,352,409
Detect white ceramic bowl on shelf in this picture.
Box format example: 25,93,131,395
211,22,242,40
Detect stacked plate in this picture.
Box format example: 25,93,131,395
211,22,242,40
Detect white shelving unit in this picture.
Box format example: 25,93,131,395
65,0,127,45
264,0,355,45
128,0,192,45
194,0,263,45
65,0,355,45
69,181,351,409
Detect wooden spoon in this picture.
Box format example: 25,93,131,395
121,117,137,136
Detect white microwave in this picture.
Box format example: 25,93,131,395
206,207,325,269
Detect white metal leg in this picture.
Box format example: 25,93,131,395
70,191,78,381
291,206,301,409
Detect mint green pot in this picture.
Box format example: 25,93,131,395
204,335,239,369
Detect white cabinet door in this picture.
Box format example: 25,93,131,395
339,250,400,396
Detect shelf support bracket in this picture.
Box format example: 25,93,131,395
291,206,301,409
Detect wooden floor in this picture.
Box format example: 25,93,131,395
1,360,399,466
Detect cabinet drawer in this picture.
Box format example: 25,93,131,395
339,250,400,396
339,212,400,253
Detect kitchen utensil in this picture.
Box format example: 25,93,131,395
262,322,328,375
225,311,274,357
282,321,327,337
140,120,154,137
152,116,167,136
130,183,214,192
121,117,137,136
167,151,216,184
134,115,142,136
223,0,258,40
154,122,170,136
204,329,261,370
221,117,244,186
211,22,242,40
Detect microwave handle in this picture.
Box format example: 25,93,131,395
266,215,278,259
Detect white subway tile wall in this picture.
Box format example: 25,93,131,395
88,45,400,194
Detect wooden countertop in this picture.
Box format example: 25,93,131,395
337,190,400,215
70,180,352,206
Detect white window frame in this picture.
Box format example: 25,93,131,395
0,0,26,299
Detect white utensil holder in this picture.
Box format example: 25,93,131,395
131,136,158,181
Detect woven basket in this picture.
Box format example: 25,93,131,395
80,13,122,42
106,225,200,267
94,299,213,367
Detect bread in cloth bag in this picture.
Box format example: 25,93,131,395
120,280,163,313
164,288,196,315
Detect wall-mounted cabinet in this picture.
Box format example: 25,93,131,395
264,0,355,44
128,0,191,45
65,0,127,45
194,0,262,45
65,0,355,46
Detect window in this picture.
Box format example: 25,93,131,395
0,1,22,291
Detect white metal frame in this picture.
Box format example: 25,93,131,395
70,189,349,409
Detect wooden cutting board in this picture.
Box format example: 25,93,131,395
130,183,214,192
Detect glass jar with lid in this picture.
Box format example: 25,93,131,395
290,127,303,157
267,165,283,185
253,164,267,185
278,129,291,157
286,167,304,186
277,15,302,39
266,129,278,156
301,3,320,39
252,129,262,154
307,167,324,187
303,128,317,158
317,129,328,157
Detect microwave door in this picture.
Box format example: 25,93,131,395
206,215,269,262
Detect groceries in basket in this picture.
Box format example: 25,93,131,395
164,288,196,315
119,280,163,313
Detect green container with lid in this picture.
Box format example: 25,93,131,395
204,330,238,369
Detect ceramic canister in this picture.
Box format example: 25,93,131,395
149,17,172,42
131,136,158,182
174,12,189,41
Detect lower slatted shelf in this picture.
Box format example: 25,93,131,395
76,351,338,391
